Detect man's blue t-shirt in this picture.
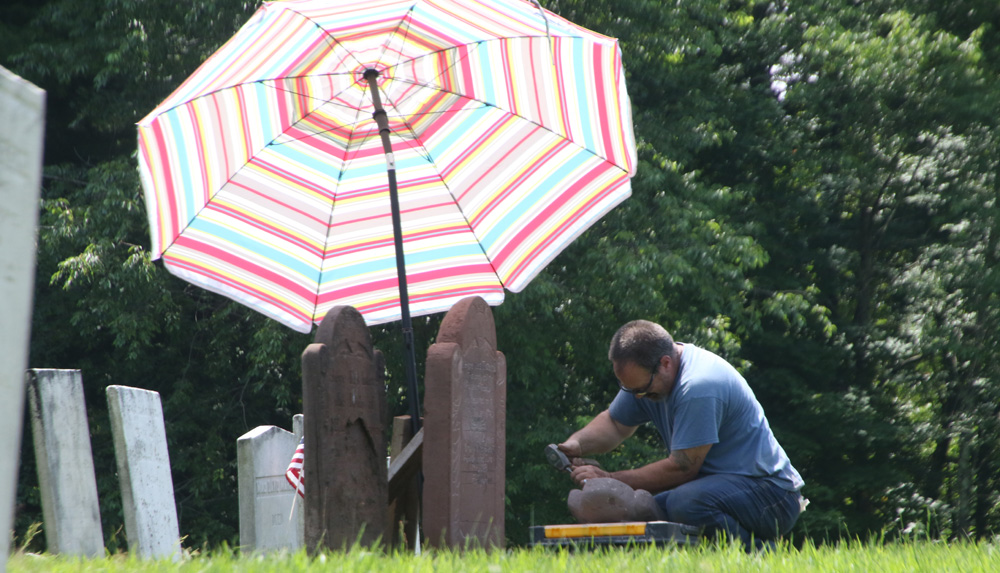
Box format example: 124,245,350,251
609,344,804,491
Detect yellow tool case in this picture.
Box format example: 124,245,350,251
529,521,703,548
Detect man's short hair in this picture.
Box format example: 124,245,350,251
608,320,675,370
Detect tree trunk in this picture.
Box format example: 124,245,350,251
923,436,950,500
974,436,992,539
954,432,972,540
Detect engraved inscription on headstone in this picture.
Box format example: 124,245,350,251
238,422,303,552
0,65,45,564
423,296,506,549
106,385,181,560
27,370,105,557
302,306,388,552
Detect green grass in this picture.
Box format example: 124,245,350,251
7,540,1000,572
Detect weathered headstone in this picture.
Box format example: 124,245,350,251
423,296,507,549
27,370,105,557
237,419,304,552
301,306,388,552
0,66,45,567
106,385,181,560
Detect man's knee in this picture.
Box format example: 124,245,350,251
661,488,704,524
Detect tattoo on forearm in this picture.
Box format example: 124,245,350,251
673,450,693,472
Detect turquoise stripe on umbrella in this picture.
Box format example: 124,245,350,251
479,150,591,251
164,111,198,227
476,41,499,108
188,218,320,279
422,105,492,160
570,37,595,153
320,242,485,284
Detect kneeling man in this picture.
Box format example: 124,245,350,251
559,320,805,551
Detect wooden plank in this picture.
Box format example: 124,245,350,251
387,428,423,502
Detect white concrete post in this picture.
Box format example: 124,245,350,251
27,370,105,556
0,65,45,570
106,385,181,560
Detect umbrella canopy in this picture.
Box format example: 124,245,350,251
137,0,637,334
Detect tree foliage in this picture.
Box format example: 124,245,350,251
3,0,999,550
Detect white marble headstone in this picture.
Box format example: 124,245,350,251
0,65,45,567
237,422,303,552
27,370,105,557
106,385,181,560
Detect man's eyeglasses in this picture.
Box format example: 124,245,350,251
617,356,663,397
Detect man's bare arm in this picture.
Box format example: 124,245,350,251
558,410,636,458
570,443,712,493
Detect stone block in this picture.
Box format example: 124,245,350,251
0,65,45,563
106,385,181,560
237,422,304,552
423,296,506,549
27,370,104,556
301,306,387,551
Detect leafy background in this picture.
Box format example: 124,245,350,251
3,0,999,549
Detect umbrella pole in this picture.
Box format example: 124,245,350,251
365,69,421,436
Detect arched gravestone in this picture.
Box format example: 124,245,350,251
301,306,387,552
423,296,507,549
237,423,303,552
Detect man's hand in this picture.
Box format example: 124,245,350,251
556,439,583,459
570,464,611,486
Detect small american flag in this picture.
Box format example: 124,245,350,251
285,437,304,498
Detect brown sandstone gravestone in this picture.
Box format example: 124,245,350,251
423,296,506,549
301,306,388,552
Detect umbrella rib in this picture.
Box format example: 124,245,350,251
141,3,410,123
386,70,630,174
380,34,624,171
271,3,419,320
282,3,460,308
352,12,502,282
279,0,601,156
273,2,499,296
265,77,383,140
371,81,495,283
196,70,384,321
311,97,379,323
361,14,624,181
356,32,629,289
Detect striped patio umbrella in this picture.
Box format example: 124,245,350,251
139,0,635,331
138,0,636,423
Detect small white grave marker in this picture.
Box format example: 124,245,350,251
106,385,181,560
27,370,105,557
237,422,303,552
